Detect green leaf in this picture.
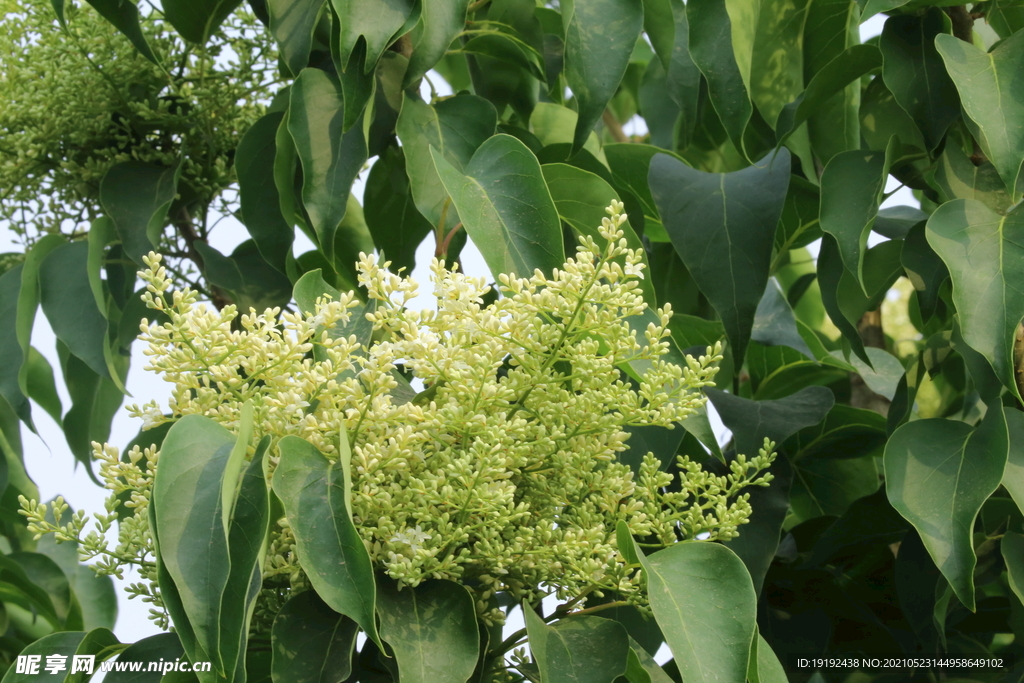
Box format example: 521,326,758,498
879,9,959,152
634,539,756,683
724,456,791,595
56,342,124,478
933,143,1012,214
432,134,564,280
152,412,268,678
237,112,293,273
747,632,787,683
161,0,242,44
103,633,186,683
706,385,834,457
642,0,674,69
859,0,910,22
805,488,909,568
396,94,498,233
363,146,434,274
405,0,471,87
926,200,1024,400
625,638,675,683
561,0,643,153
541,163,656,304
1003,408,1024,518
376,579,480,683
83,0,159,63
802,0,862,162
524,609,629,683
195,240,294,312
784,403,887,461
272,435,380,647
774,176,821,255
936,31,1024,198
86,217,117,318
649,150,791,364
838,347,905,400
331,0,416,71
1,631,106,683
268,0,326,75
460,32,546,81
271,591,358,683
0,265,31,426
790,449,879,521
776,45,882,146
686,0,751,153
884,406,1009,610
99,160,182,265
289,68,368,263
530,103,608,164
751,279,813,357
819,142,895,293
25,347,61,426
39,242,113,381
1003,531,1024,606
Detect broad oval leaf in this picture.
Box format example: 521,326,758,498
926,199,1024,400
935,31,1024,198
271,590,358,683
377,578,480,683
650,150,791,365
268,0,326,75
99,160,182,266
705,385,834,458
431,134,564,280
561,0,643,153
635,539,756,683
271,435,380,647
884,406,1009,610
161,0,243,44
524,608,629,683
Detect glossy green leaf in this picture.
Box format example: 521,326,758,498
524,608,629,683
873,205,927,240
751,279,813,357
376,579,479,683
268,0,325,75
747,632,787,683
785,403,887,461
56,342,124,478
819,142,895,293
933,143,1012,214
331,0,416,71
530,103,608,164
396,94,498,233
99,160,182,265
272,435,380,647
1003,409,1024,517
331,16,377,131
195,240,293,312
103,633,186,683
724,456,791,595
926,200,1024,400
634,539,756,683
405,0,471,86
237,111,293,273
649,150,790,364
39,242,113,381
86,217,117,318
879,9,959,152
686,0,751,153
25,347,61,426
0,266,30,426
625,638,674,683
2,631,101,683
936,31,1024,198
790,450,879,521
642,0,674,68
707,385,834,457
363,146,434,274
271,591,358,683
289,68,367,263
161,0,242,44
541,163,655,303
839,347,904,400
432,134,564,280
805,487,909,568
460,32,545,81
859,0,910,22
884,406,1009,610
83,0,159,63
561,0,643,153
802,0,861,162
1003,531,1024,606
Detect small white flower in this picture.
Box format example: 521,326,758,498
389,525,431,552
140,404,164,430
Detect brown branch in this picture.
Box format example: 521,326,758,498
945,6,974,43
171,205,233,310
602,109,630,143
850,309,891,415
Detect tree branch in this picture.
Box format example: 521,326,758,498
945,5,974,43
602,109,630,143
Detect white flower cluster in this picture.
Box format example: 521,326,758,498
22,201,775,624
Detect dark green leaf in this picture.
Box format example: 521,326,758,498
161,0,243,44
396,94,498,233
707,385,834,457
237,111,293,273
2,632,87,683
785,403,887,461
331,0,416,71
99,160,182,265
103,633,186,683
879,9,959,152
1003,408,1024,519
363,146,434,274
804,488,910,568
57,342,124,479
747,632,787,683
626,638,675,683
268,0,325,75
936,31,1024,197
432,134,564,280
272,591,358,683
0,265,30,426
195,240,293,312
634,539,756,683
561,0,643,153
530,103,608,162
377,579,480,683
288,68,367,263
884,406,1009,610
926,200,1024,400
933,143,1012,214
650,150,791,364
901,221,947,322
405,0,471,87
272,435,380,647
25,347,61,426
790,450,879,521
524,609,629,683
751,279,813,357
1003,531,1024,606
774,176,821,254
873,206,928,240
84,0,159,62
86,217,117,317
724,455,791,595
